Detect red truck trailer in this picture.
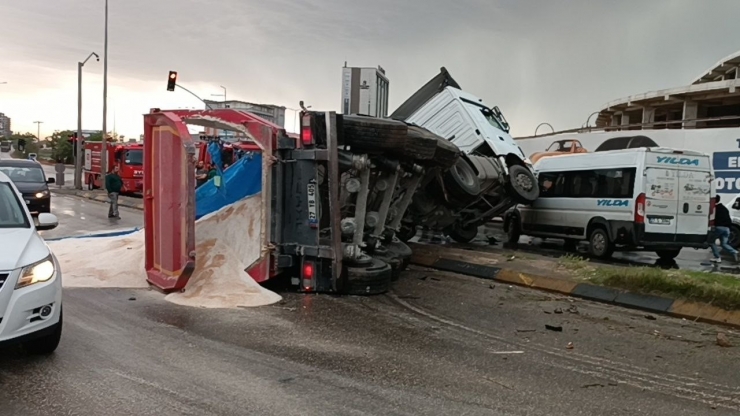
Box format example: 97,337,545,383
84,142,144,194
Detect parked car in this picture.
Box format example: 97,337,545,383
594,135,659,152
0,159,54,214
0,171,62,354
505,148,713,260
529,139,588,164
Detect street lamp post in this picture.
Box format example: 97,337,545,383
76,52,99,189
101,0,109,175
209,86,227,138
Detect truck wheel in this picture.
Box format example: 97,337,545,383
655,249,681,261
506,216,522,244
588,228,613,259
396,225,417,243
507,165,539,204
345,258,393,295
443,158,481,205
24,309,62,355
404,126,443,161
447,222,479,243
342,115,408,153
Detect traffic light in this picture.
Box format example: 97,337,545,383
167,71,177,91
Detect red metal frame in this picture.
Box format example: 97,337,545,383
143,109,281,292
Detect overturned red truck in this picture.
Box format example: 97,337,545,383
144,69,537,295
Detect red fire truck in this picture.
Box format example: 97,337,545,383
84,142,144,194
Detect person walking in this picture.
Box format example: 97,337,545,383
105,165,123,219
710,195,738,263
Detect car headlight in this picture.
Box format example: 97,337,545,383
35,190,49,198
16,255,55,289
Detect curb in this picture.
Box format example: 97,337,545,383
50,188,144,210
411,249,740,329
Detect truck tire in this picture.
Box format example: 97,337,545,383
443,157,481,205
507,165,539,204
345,258,392,295
447,222,479,243
342,115,408,153
506,215,522,244
404,126,442,161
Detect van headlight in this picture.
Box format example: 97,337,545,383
35,190,49,198
16,255,55,289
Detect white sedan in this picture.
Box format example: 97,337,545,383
0,171,62,354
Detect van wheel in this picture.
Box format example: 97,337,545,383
506,216,522,244
588,228,613,259
24,309,62,355
508,165,539,204
447,222,478,243
730,225,740,249
655,249,681,261
443,158,481,205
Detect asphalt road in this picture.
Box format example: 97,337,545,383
2,152,739,414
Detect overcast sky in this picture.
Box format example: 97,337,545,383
2,0,740,139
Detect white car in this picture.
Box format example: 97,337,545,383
0,171,62,354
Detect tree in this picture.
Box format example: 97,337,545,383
50,130,75,164
8,133,38,158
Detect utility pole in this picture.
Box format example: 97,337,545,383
76,52,99,189
101,0,109,175
33,121,43,141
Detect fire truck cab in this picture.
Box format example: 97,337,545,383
84,142,144,194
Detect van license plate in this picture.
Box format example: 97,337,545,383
307,183,318,228
648,217,670,225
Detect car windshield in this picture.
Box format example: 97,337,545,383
0,166,46,183
0,182,30,228
125,149,143,166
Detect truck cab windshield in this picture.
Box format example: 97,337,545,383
462,99,506,132
125,150,143,166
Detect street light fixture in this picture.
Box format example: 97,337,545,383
101,0,109,175
76,52,99,189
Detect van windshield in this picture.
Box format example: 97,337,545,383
462,99,506,132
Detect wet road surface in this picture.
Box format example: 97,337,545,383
1,270,739,415
40,193,143,239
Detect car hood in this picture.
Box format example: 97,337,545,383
0,228,49,271
12,182,48,194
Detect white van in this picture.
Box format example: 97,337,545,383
504,148,713,260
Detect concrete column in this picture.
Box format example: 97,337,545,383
683,100,698,128
620,113,630,127
642,107,655,128
610,113,621,130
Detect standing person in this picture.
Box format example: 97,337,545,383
710,195,738,263
195,161,208,188
105,165,123,219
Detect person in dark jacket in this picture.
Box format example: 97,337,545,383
710,195,738,263
105,165,123,219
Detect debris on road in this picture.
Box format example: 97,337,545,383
716,333,732,348
516,328,536,333
567,305,579,314
644,314,657,321
554,307,563,314
566,342,574,350
545,324,563,332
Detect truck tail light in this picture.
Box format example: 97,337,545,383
709,196,716,227
301,114,314,147
302,261,315,292
634,193,646,224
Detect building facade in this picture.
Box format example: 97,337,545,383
341,63,390,117
0,113,11,138
203,100,286,128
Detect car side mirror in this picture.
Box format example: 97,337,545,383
36,213,58,231
47,177,55,184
